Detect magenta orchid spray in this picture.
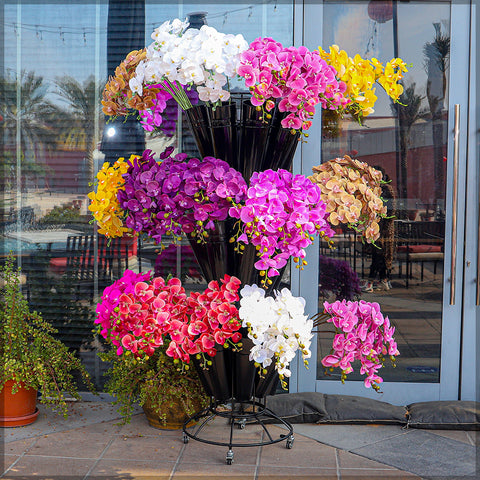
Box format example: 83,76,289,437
117,147,247,246
237,37,350,133
229,168,334,287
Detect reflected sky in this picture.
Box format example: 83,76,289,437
3,1,293,88
322,2,450,116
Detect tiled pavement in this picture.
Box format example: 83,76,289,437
1,401,478,480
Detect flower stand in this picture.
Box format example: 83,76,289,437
94,24,405,465
181,97,298,463
182,397,294,465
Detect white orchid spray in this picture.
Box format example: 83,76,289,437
239,285,313,389
130,18,248,110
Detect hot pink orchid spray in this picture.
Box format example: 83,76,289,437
230,168,335,287
95,271,243,367
315,299,400,391
237,37,350,132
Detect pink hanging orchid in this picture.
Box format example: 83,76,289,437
317,300,400,391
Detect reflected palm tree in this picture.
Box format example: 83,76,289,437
423,23,450,208
0,71,58,165
392,82,429,202
54,75,105,183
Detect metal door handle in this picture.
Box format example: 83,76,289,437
450,104,460,305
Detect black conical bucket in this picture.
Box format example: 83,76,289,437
254,361,279,399
185,104,215,159
262,107,301,172
208,102,238,170
238,101,270,181
191,345,232,402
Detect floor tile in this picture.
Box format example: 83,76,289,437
339,472,421,479
1,455,20,476
3,402,125,443
180,440,259,466
351,429,477,478
2,438,37,455
337,450,397,469
292,424,408,451
87,458,175,479
256,466,337,479
102,433,183,462
427,429,477,445
72,419,123,435
25,430,113,458
258,439,337,469
173,462,256,479
2,455,95,478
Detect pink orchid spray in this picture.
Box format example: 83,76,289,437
237,37,350,132
314,299,400,391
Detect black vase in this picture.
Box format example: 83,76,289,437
208,102,238,170
254,361,279,399
262,106,301,172
238,101,271,181
185,104,215,159
191,345,232,402
187,221,235,283
231,329,256,402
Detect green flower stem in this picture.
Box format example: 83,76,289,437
162,79,193,111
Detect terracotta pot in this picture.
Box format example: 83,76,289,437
142,397,201,430
0,380,39,427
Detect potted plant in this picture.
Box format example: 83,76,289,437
0,255,94,427
99,345,208,428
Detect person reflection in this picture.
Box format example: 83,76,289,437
361,166,397,292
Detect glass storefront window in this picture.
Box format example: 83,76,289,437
316,1,450,384
1,1,294,388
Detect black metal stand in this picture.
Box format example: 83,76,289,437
182,397,294,465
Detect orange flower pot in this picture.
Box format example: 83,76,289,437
0,380,39,427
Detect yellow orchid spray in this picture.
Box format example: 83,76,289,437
88,156,136,238
318,45,408,121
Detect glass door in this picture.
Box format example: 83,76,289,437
293,0,473,404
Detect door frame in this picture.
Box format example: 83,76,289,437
460,0,479,402
291,0,473,405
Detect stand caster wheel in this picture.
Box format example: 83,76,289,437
237,419,246,430
182,433,189,444
226,449,234,465
286,436,294,449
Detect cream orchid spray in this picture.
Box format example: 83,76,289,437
239,285,313,389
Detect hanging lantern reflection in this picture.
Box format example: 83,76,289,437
368,1,393,23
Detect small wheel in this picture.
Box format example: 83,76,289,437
238,419,246,430
286,436,294,449
226,449,234,465
182,433,189,444
226,458,233,465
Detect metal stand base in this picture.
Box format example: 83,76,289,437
182,398,294,465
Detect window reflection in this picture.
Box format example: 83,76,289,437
317,1,450,384
1,2,294,387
